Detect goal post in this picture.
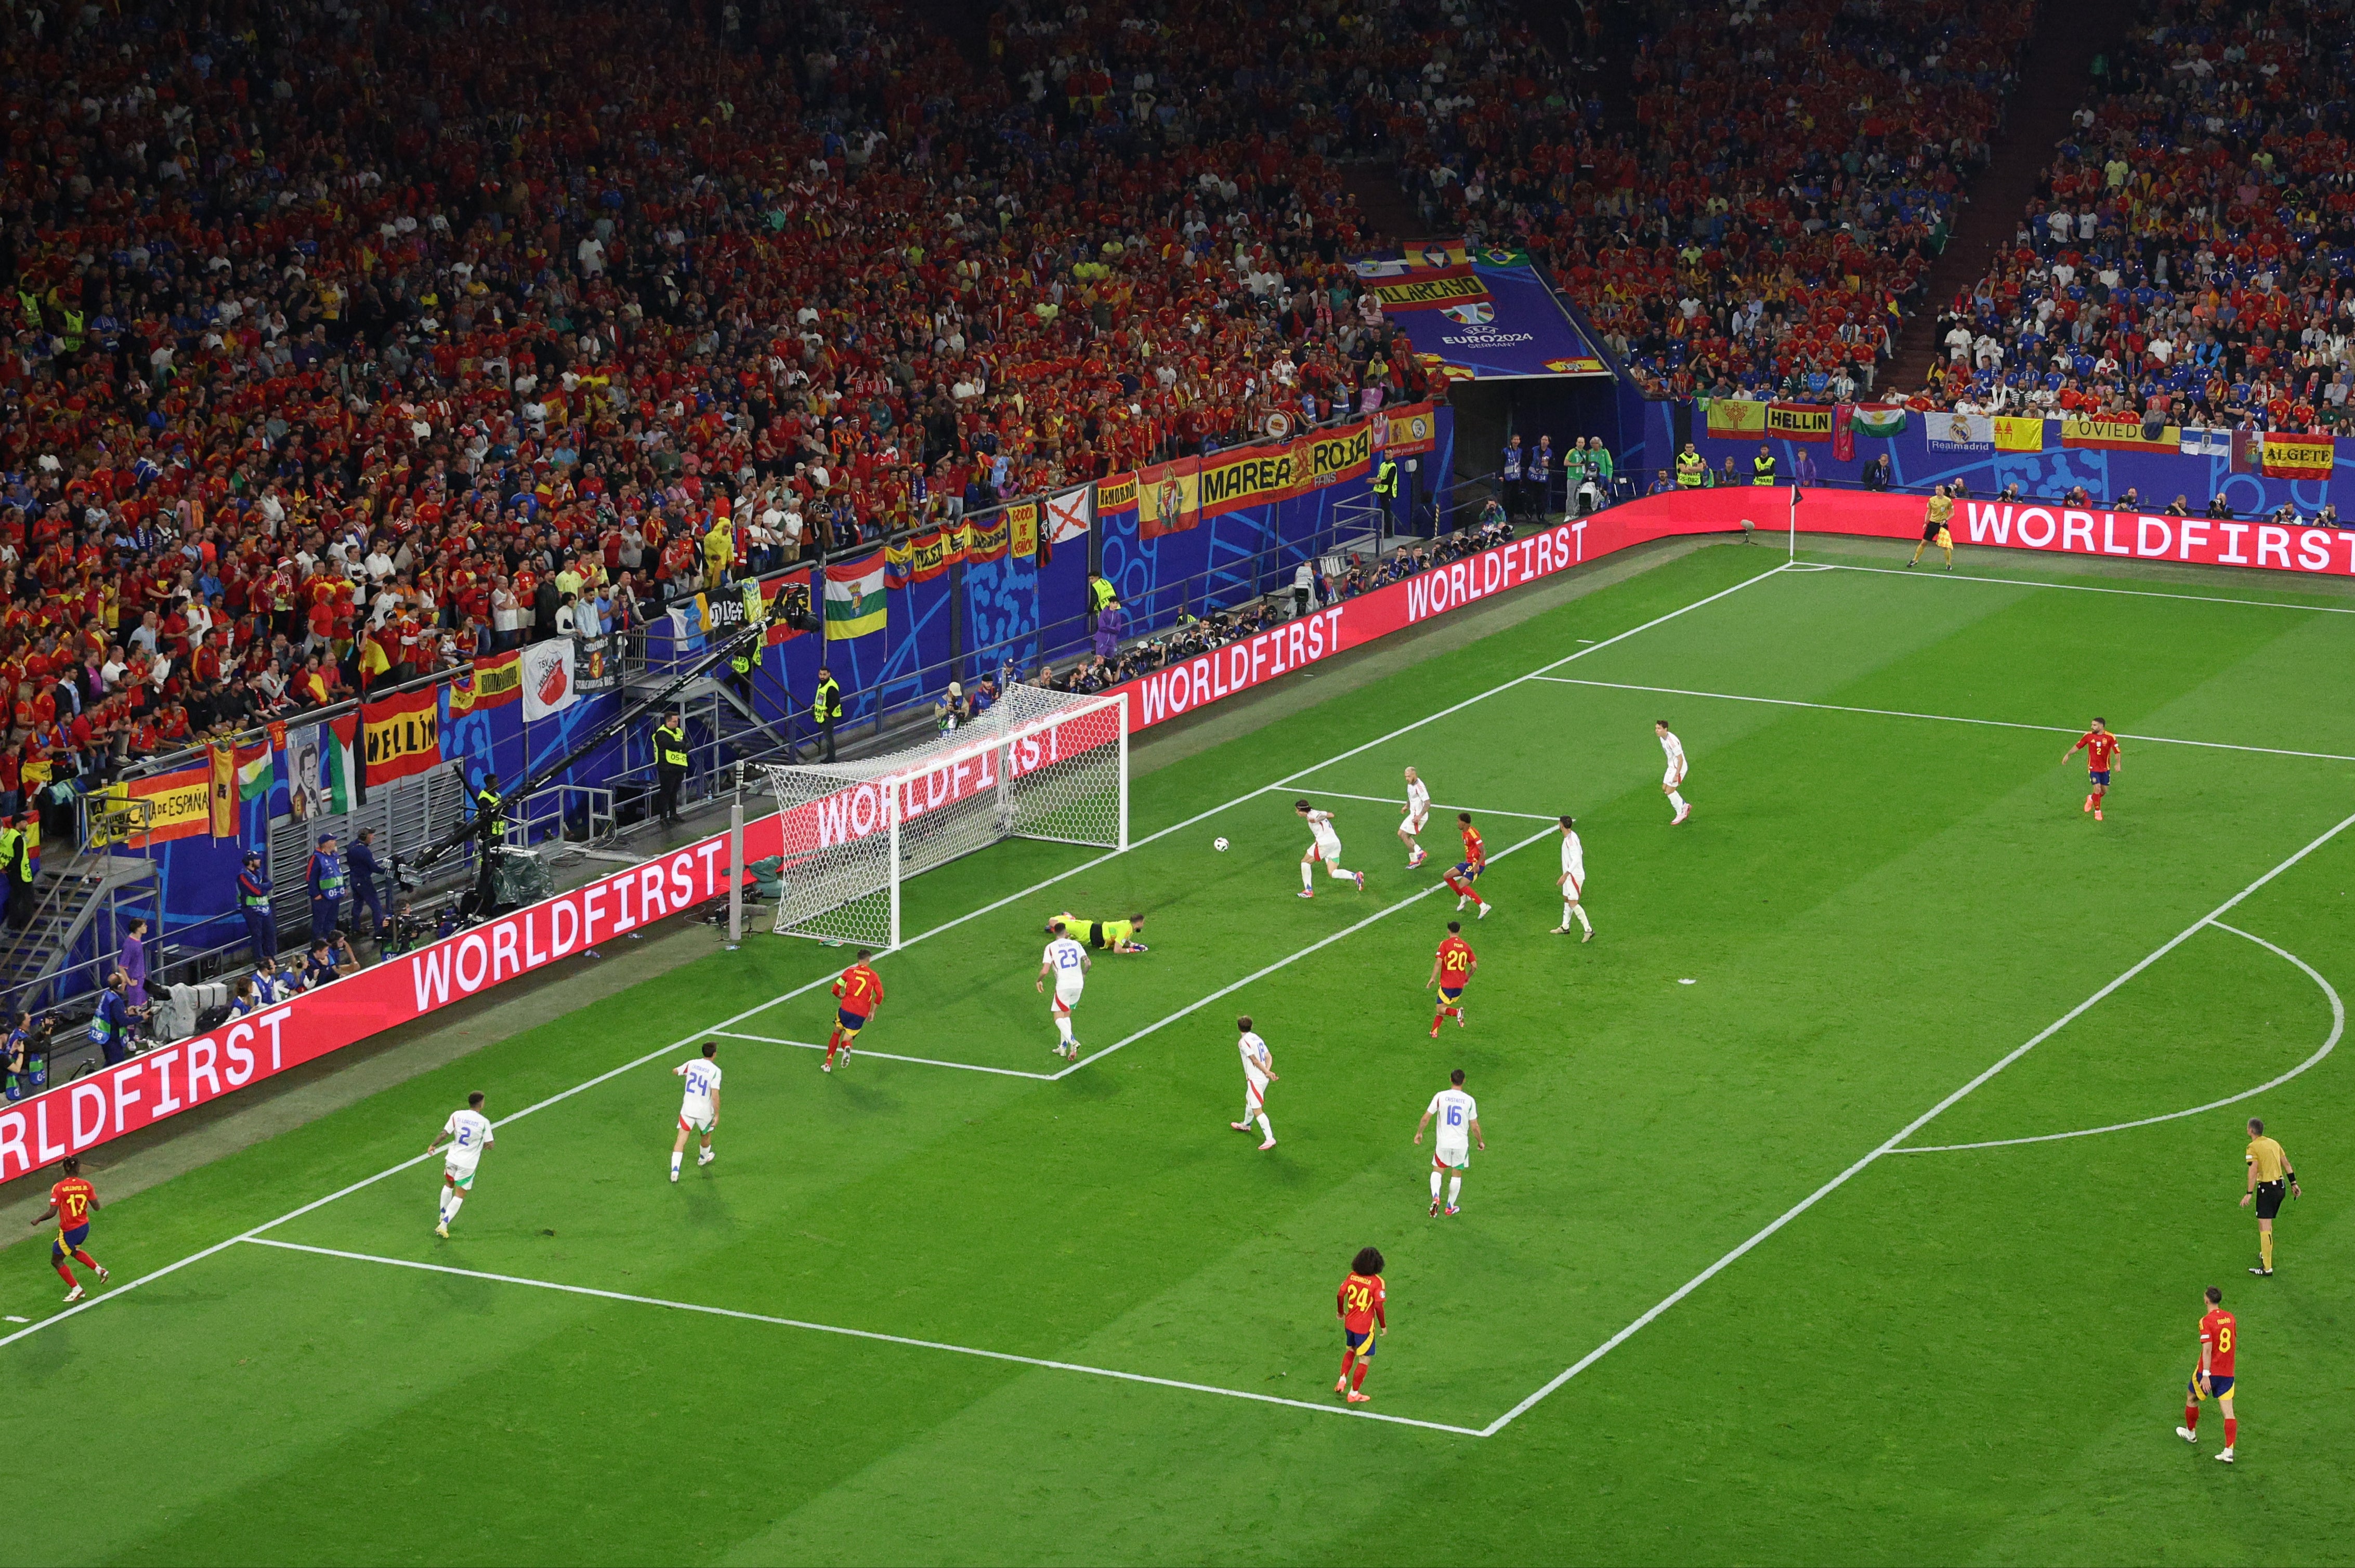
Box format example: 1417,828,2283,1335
763,687,1129,949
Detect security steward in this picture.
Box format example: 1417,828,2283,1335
812,666,844,763
1752,443,1777,485
9,813,36,930
652,711,690,823
727,581,765,703
1372,452,1401,531
306,832,346,941
237,849,275,959
1675,442,1706,488
0,818,19,924
474,771,507,847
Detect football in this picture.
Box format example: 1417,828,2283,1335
1213,836,1229,852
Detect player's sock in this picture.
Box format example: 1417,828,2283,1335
2224,1417,2237,1447
1573,905,1592,934
822,1029,840,1064
1339,1349,1356,1381
2262,1232,2274,1270
671,1151,683,1177
1351,1362,1368,1391
1448,1175,1462,1207
2183,1403,2200,1434
71,1249,97,1270
1668,790,1687,813
54,1259,76,1287
437,1191,451,1222
1255,1113,1273,1140
1301,861,1315,890
443,1195,463,1226
1430,1170,1443,1201
1056,1014,1074,1045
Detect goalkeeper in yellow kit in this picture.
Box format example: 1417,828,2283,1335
1044,912,1149,953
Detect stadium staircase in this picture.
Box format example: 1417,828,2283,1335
0,845,156,1006
1885,2,2130,391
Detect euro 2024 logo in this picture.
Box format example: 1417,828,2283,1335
1441,301,1494,327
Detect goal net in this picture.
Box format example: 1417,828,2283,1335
763,686,1129,948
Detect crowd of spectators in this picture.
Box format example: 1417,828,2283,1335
1377,0,2038,401
2,0,1471,812
1917,0,2355,434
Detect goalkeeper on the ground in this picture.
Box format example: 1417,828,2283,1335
1044,913,1149,953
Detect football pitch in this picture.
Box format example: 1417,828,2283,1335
7,540,2354,1566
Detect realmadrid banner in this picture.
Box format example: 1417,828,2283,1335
1368,254,1613,380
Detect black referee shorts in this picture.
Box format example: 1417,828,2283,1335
2254,1180,2287,1220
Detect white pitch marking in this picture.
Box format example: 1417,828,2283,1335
1478,806,2355,1438
1533,677,2355,765
1303,788,1560,822
1820,559,2355,615
704,1031,1061,1081
240,1238,1486,1438
1054,823,1558,1077
1894,921,2344,1153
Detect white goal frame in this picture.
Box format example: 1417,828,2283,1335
764,688,1129,950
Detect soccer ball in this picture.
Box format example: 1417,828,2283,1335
1213,836,1230,852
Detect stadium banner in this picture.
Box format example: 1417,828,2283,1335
965,512,1011,564
1044,483,1093,544
446,651,522,715
823,552,889,637
907,530,955,583
360,688,442,783
520,638,579,719
1367,254,1612,380
1705,399,1766,438
115,762,211,847
1994,415,2046,452
2260,434,2335,481
1377,403,1440,458
1765,403,1834,443
1094,471,1140,519
1198,444,1299,519
575,635,619,695
1924,411,1994,453
207,743,237,838
2062,416,2181,453
884,535,916,590
1136,456,1200,538
1293,421,1375,489
0,817,786,1185
1006,504,1039,563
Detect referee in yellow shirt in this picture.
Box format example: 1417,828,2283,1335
2241,1117,2301,1276
1908,484,1956,570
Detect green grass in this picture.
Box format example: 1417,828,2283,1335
6,543,2355,1566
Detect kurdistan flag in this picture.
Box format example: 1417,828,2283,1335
235,741,272,803
823,551,888,640
1850,404,1908,437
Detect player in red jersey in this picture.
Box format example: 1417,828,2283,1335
822,949,885,1072
2065,718,2122,820
1442,812,1492,918
1426,921,1477,1036
1334,1246,1387,1404
2176,1285,2240,1462
33,1155,108,1302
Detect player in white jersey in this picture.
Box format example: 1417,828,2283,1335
1294,800,1366,898
670,1040,724,1182
1229,1013,1278,1150
1413,1069,1484,1215
1037,921,1092,1060
1551,814,1593,940
425,1090,494,1237
1655,719,1692,825
1398,768,1432,868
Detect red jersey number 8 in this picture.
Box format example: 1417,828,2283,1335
2217,1325,2233,1354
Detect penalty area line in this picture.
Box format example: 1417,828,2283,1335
1054,823,1558,1078
705,1030,1059,1081
239,1237,1485,1438
1477,805,2355,1439
1817,560,2355,616
1302,789,1562,822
